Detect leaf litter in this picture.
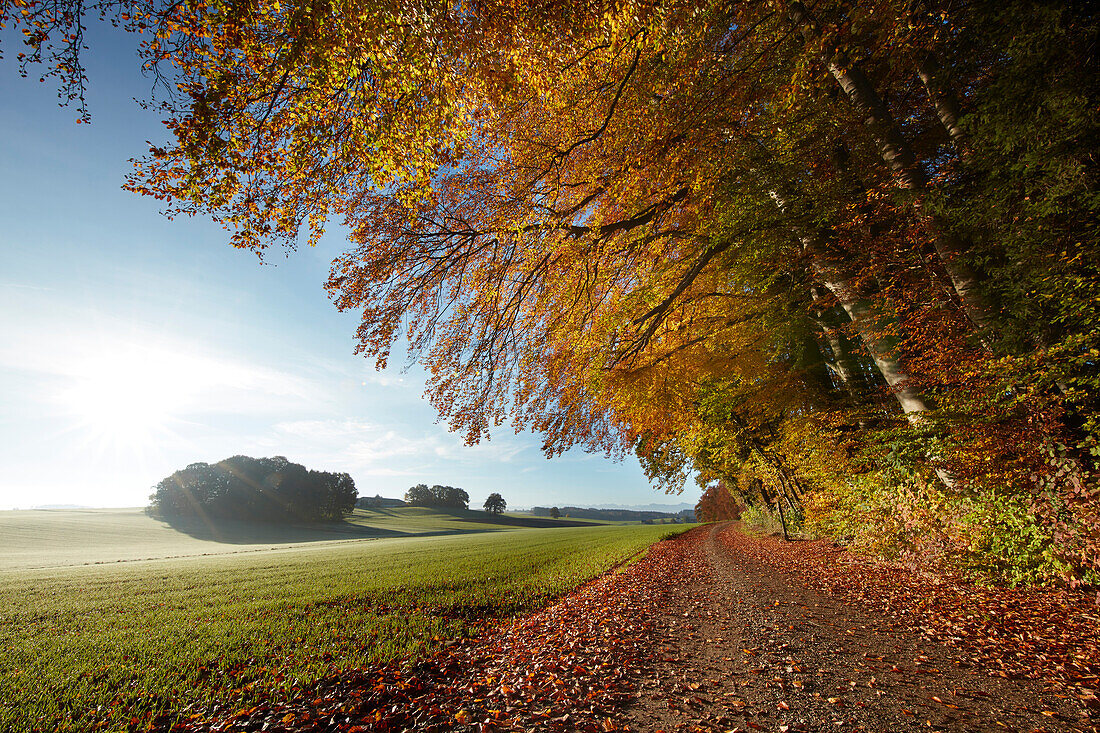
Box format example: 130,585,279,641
149,539,687,732
718,528,1100,694
148,524,1098,732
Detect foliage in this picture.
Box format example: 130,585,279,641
720,524,1100,691
482,492,506,515
404,483,469,510
740,505,803,537
549,507,561,520
954,492,1074,588
5,0,1099,585
804,470,1084,587
148,455,356,522
0,510,671,732
694,481,744,523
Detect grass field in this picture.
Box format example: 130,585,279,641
0,507,678,731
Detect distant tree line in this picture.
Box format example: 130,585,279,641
403,484,469,509
149,456,357,522
530,506,695,522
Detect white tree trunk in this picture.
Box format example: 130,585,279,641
764,187,958,489
765,191,934,420
811,286,869,403
918,52,968,154
787,1,994,337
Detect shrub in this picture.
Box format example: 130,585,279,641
801,471,1080,587
741,505,783,535
953,492,1073,587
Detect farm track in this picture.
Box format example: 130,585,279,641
619,524,1094,732
162,524,1096,732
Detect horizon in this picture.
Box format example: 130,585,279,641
3,500,699,512
0,27,700,513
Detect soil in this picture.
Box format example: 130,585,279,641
616,523,1093,733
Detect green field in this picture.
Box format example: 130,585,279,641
0,507,676,731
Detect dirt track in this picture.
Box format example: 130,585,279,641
617,523,1091,732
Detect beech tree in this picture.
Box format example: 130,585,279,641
695,481,744,523
6,0,1097,584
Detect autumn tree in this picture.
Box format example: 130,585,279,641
694,482,744,523
6,0,1098,584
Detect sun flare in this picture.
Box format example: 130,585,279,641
60,350,189,447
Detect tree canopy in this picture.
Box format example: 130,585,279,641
404,484,470,510
695,482,744,523
148,456,357,522
483,492,506,515
8,0,1098,585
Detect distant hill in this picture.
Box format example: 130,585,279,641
30,504,93,510
596,502,696,513
530,506,695,522
511,502,697,513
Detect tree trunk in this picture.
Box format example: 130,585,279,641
810,285,869,403
764,190,936,420
918,52,968,155
800,326,842,399
750,452,792,541
763,189,959,490
786,1,995,337
751,136,959,487
775,495,790,541
813,258,938,420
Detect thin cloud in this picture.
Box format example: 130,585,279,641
0,282,55,292
361,373,407,387
2,332,331,418
272,418,531,472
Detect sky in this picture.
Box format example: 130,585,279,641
0,28,699,512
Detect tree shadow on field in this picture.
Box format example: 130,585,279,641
437,508,599,528
153,515,419,545
153,507,599,545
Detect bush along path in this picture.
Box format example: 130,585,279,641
152,524,1097,732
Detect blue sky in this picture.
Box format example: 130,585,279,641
0,30,698,512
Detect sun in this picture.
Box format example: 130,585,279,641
60,349,189,448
